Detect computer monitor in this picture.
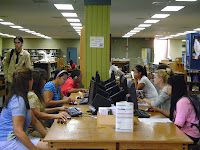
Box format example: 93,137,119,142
95,71,100,83
106,84,120,96
102,77,114,85
88,79,96,105
105,80,116,89
110,90,126,105
92,94,112,111
96,82,106,91
96,88,110,98
120,75,128,94
127,82,138,110
111,70,115,80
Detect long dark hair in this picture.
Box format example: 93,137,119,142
69,59,73,66
168,75,187,121
135,65,147,77
32,68,47,104
4,68,32,109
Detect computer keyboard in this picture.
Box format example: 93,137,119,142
79,98,88,105
134,109,150,118
66,107,82,117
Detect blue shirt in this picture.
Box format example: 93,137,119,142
42,81,61,101
0,95,31,141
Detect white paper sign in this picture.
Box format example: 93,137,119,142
90,36,104,48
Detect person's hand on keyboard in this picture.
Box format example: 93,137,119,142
58,106,68,111
62,96,75,104
55,112,68,120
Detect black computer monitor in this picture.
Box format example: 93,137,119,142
96,82,106,91
88,79,96,105
96,88,110,98
105,80,116,89
127,82,138,110
92,94,112,111
111,70,115,80
106,84,120,96
103,77,114,85
110,90,126,105
120,75,128,94
96,71,100,83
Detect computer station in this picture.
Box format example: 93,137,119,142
0,0,200,150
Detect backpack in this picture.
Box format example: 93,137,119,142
8,49,14,65
187,94,200,132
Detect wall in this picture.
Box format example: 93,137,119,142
2,38,80,65
168,39,183,61
111,38,154,59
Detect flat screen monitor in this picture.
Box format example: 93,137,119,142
96,71,101,83
88,79,96,105
105,80,116,89
103,77,115,85
111,70,115,80
120,76,128,94
96,82,106,91
96,88,110,98
106,84,120,96
110,90,126,105
92,94,112,111
127,82,138,110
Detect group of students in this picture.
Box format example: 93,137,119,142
133,64,200,145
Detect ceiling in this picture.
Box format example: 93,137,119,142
0,0,200,39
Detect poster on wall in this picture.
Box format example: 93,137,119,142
192,35,200,60
90,36,104,48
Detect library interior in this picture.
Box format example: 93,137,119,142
0,0,200,150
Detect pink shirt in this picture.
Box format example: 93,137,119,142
61,77,78,96
174,97,200,138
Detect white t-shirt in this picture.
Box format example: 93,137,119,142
138,76,158,101
109,65,119,77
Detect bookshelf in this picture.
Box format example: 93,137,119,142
185,70,200,94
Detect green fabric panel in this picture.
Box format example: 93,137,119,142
84,5,110,88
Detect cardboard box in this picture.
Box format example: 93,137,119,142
97,112,115,126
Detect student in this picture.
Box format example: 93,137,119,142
61,69,87,96
0,68,49,150
109,62,125,77
134,65,158,101
43,69,74,108
141,69,171,111
152,75,200,144
157,63,174,76
28,68,68,133
3,36,31,89
69,59,76,69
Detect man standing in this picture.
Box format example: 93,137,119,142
3,36,31,88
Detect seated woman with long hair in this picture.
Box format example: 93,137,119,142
0,68,50,150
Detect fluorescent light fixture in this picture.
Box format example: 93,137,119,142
144,20,160,23
122,35,130,38
61,12,77,17
0,22,14,25
194,28,200,31
130,30,140,33
70,23,82,26
25,30,35,33
0,19,3,21
19,29,30,31
10,25,23,29
66,19,80,22
161,6,185,11
126,32,135,35
182,40,186,42
185,31,197,33
151,14,170,18
177,32,186,35
138,24,152,27
134,27,145,30
170,34,179,37
176,0,196,1
155,35,163,36
75,29,81,32
54,4,74,10
73,26,83,30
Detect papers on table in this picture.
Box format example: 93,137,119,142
138,118,172,123
138,102,149,107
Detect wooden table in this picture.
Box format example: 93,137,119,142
43,93,193,150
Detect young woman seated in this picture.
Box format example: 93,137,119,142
140,69,171,111
0,68,51,150
28,68,69,134
134,65,158,101
43,69,74,108
151,75,200,144
61,69,88,96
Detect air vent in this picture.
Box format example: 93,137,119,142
32,0,49,3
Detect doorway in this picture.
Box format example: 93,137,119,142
67,47,77,65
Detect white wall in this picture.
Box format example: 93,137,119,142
168,39,183,61
2,38,80,65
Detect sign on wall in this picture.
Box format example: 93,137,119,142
90,36,104,48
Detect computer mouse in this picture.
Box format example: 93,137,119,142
69,102,78,105
77,96,82,99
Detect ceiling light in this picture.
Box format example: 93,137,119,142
19,29,30,31
75,29,81,32
0,19,3,21
161,6,185,11
138,24,152,27
122,35,130,38
25,30,35,33
61,13,77,17
177,33,186,35
10,25,23,29
70,23,82,26
155,35,163,36
54,4,74,10
130,30,140,33
176,0,196,1
144,20,160,23
73,26,83,30
185,31,197,33
170,34,179,37
67,19,80,22
0,22,14,25
194,28,200,31
151,14,170,18
182,40,186,42
134,27,145,30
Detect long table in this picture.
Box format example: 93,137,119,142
43,93,193,150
